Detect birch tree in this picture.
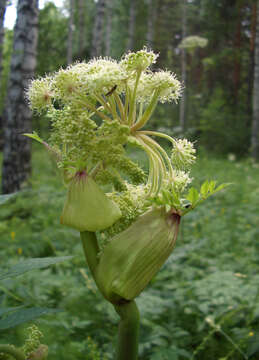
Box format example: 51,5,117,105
251,0,259,160
0,0,7,82
126,0,136,51
91,0,106,57
78,0,86,59
105,0,112,56
1,0,39,194
147,0,157,49
179,0,187,130
67,0,74,64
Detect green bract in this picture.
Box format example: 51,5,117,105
97,208,180,303
60,173,122,232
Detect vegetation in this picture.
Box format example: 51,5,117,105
1,0,259,359
0,146,259,359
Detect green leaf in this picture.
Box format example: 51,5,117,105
214,183,232,193
0,256,73,281
23,132,45,144
0,193,17,205
0,306,23,317
186,187,199,205
200,180,210,197
0,307,62,330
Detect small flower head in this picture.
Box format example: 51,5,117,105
171,139,196,169
179,36,208,51
151,70,182,103
172,170,192,193
80,58,127,94
120,48,158,72
26,77,53,112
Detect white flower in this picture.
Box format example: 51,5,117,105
120,48,158,72
172,170,192,193
171,139,196,169
27,77,53,111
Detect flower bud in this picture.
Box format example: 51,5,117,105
60,172,122,232
97,207,180,303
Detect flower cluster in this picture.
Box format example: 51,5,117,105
179,36,208,51
27,48,225,236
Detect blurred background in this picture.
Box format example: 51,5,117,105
0,1,259,360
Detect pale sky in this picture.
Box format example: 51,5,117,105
4,0,65,29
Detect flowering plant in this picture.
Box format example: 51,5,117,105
23,48,227,360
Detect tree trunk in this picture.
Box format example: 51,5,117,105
78,0,86,60
147,0,157,49
179,0,187,130
91,0,106,58
67,0,74,65
251,0,259,160
126,0,136,51
1,0,39,194
0,0,7,83
105,0,112,56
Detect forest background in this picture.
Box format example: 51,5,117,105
0,0,259,360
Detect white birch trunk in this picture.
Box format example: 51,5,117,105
1,0,39,194
179,0,187,131
91,0,106,58
126,0,136,51
105,0,112,56
78,0,86,59
67,0,75,65
251,0,259,160
0,0,7,82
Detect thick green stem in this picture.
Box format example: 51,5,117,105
0,345,26,360
80,232,140,360
80,231,100,282
114,301,140,360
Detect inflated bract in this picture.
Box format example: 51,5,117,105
60,172,122,231
97,207,181,303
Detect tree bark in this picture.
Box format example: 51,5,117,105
91,0,106,58
105,0,112,56
126,0,136,51
179,0,187,130
251,0,259,160
67,0,74,65
147,0,157,49
1,0,39,194
78,0,85,60
0,0,7,83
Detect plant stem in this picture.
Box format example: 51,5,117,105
0,345,26,360
114,300,140,360
80,231,100,283
80,232,140,360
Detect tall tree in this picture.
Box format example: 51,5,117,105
1,0,39,194
147,0,157,49
77,0,86,59
105,0,112,56
251,0,259,160
179,0,187,130
126,0,136,51
91,0,106,57
67,0,75,64
0,0,7,83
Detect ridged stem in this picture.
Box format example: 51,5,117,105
80,231,100,283
80,231,140,360
114,301,140,360
0,345,26,360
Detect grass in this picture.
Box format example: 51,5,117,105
0,146,259,360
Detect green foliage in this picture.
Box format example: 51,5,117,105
1,148,259,359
